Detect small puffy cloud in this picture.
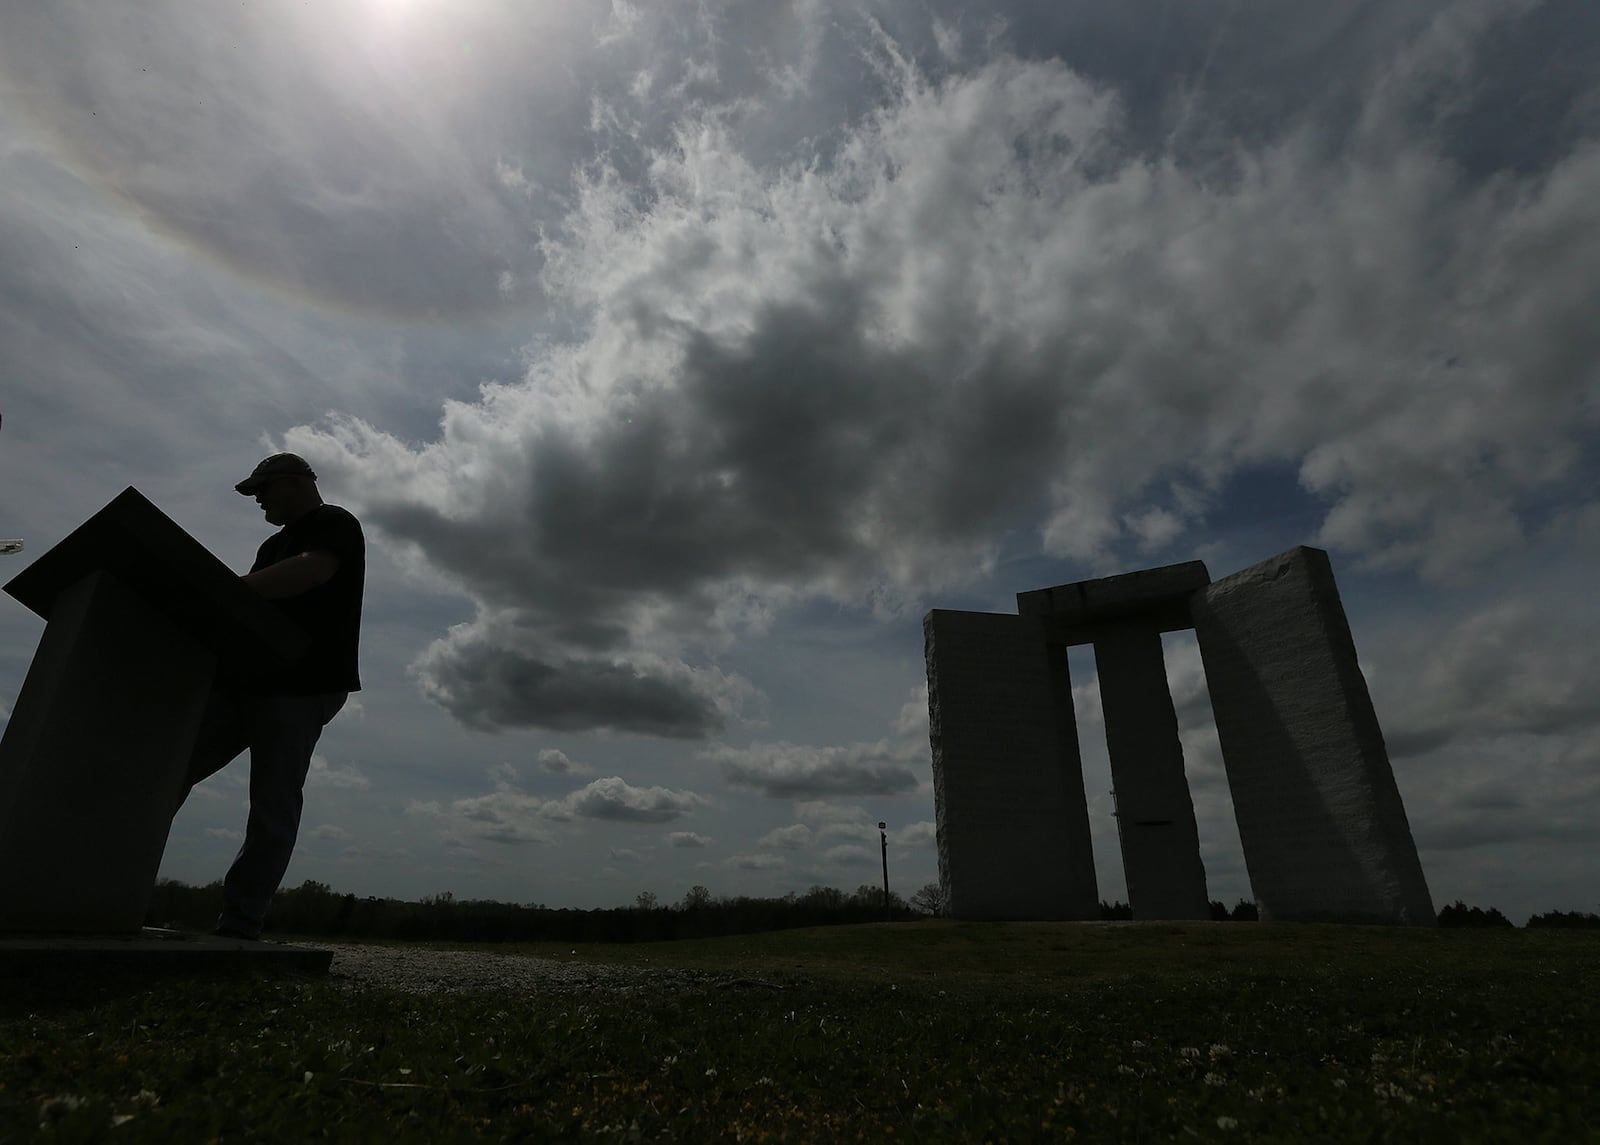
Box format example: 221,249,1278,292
891,821,936,848
823,844,874,866
728,853,785,871
409,789,554,847
667,831,712,848
550,776,707,823
307,755,371,791
710,740,920,799
893,684,930,739
537,748,594,776
204,827,243,842
795,801,868,826
757,824,813,850
818,820,878,844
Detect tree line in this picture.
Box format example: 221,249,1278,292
145,879,1600,942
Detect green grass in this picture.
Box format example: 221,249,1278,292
4,922,1597,1142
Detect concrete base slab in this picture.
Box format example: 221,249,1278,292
0,927,333,973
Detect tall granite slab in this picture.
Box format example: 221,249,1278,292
0,488,306,933
1093,623,1210,920
924,609,1098,920
1190,547,1434,925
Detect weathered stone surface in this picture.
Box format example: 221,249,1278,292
1191,547,1435,925
924,609,1098,920
0,571,214,932
1018,560,1211,645
1093,623,1210,920
5,486,305,673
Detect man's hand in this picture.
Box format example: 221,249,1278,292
242,551,339,599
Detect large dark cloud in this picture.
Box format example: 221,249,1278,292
268,1,1600,738
414,629,733,738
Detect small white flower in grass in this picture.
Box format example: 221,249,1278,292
111,1114,136,1128
705,1068,718,1080
1209,1044,1233,1064
1204,1072,1227,1087
398,1068,412,1076
1180,1047,1202,1060
131,1091,159,1109
1117,1065,1136,1076
1332,1078,1348,1089
1131,1040,1146,1050
1217,1116,1239,1130
303,1071,314,1084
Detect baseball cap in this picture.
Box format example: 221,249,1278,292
235,452,318,495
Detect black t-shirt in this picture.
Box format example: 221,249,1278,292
248,504,365,695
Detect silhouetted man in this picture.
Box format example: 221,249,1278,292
174,453,365,940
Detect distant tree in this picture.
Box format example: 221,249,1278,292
1437,900,1514,928
1525,910,1600,929
1208,900,1229,921
909,882,948,917
1099,900,1132,920
634,891,659,911
1228,900,1259,922
681,885,712,910
801,885,848,910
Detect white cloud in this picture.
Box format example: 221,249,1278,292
548,776,708,823
204,827,243,842
711,740,920,799
667,831,712,848
288,9,1599,734
307,755,371,791
795,801,869,826
537,748,594,776
890,821,936,848
757,824,813,850
823,844,874,866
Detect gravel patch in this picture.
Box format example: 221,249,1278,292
321,943,715,996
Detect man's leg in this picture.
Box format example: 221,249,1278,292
218,692,348,938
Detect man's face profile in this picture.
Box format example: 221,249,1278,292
254,477,297,526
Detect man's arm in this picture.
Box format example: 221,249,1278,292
243,551,340,599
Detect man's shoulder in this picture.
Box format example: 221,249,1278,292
312,503,363,530
295,504,365,551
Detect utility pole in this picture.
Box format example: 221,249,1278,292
878,821,890,920
0,415,17,555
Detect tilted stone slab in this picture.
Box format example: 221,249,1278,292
1190,547,1435,925
924,609,1099,920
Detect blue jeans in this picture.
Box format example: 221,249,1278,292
180,689,348,938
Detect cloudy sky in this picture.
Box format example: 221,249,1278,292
2,0,1596,922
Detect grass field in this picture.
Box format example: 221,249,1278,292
3,921,1597,1142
